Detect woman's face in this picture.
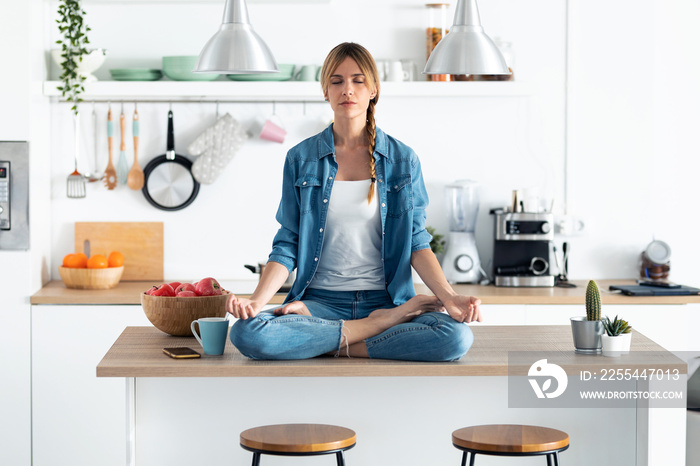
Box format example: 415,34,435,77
324,57,376,123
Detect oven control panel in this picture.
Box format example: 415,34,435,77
0,161,10,230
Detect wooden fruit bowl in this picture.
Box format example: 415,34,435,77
141,291,230,336
58,266,124,290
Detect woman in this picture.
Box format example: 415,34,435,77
227,42,481,361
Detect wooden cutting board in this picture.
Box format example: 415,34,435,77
74,222,163,281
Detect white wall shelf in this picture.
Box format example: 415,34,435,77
43,80,534,103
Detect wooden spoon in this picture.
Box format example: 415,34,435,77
127,107,144,190
104,108,118,190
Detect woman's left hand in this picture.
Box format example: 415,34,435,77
440,295,482,323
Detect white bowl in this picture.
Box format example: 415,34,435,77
51,48,107,83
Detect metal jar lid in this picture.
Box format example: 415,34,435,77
644,240,671,265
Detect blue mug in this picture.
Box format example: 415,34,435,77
191,317,229,355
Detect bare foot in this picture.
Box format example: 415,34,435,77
367,294,442,327
274,300,312,316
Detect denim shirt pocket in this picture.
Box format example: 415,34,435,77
386,174,413,218
295,174,322,214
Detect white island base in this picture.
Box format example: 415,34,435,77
98,326,686,466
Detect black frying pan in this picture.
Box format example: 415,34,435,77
142,110,200,211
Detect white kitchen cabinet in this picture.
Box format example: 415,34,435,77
522,304,691,352
31,305,151,466
471,304,526,326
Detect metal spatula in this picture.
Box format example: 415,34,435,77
67,112,86,198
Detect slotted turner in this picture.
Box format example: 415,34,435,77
67,112,86,198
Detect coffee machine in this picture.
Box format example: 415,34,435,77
492,209,554,287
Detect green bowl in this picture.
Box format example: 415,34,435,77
110,69,163,81
226,64,295,81
162,56,220,81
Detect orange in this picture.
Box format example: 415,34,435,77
63,253,88,268
87,254,109,269
108,251,124,268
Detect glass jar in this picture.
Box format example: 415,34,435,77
426,3,451,82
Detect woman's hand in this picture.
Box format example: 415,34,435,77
274,301,312,316
226,294,264,320
440,295,482,323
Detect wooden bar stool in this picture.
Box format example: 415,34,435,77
240,423,356,466
452,424,569,465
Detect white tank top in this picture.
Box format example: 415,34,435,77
309,180,385,291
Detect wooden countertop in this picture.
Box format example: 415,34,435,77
96,325,686,378
32,279,700,306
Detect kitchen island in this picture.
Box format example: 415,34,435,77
31,280,699,466
96,325,686,466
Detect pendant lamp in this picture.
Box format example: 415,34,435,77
194,0,278,74
423,0,510,76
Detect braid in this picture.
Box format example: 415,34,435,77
366,98,377,204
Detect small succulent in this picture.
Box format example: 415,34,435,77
602,315,632,336
427,226,446,256
585,280,601,321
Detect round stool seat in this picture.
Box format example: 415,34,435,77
240,423,356,454
453,424,569,457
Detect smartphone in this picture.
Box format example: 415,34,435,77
637,280,681,289
162,347,201,359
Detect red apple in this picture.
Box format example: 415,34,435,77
169,281,182,290
176,283,196,294
195,277,222,296
145,286,159,296
151,283,176,297
176,290,197,297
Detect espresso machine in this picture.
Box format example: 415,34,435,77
492,207,555,287
441,180,482,284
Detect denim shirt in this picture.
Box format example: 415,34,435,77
268,124,432,306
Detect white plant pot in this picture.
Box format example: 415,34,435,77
601,333,632,357
51,48,107,83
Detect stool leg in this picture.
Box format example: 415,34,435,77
336,451,346,466
251,452,261,466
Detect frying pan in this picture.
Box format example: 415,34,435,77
142,110,200,211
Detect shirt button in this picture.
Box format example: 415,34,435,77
382,203,386,208
394,185,399,189
319,228,323,232
328,176,332,180
302,181,307,185
378,179,383,183
323,199,328,203
314,257,319,261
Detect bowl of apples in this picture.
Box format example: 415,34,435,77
141,277,230,336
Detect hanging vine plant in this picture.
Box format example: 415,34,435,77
56,0,91,115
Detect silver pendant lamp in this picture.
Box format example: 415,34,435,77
423,0,510,76
194,0,278,74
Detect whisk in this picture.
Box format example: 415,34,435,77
67,112,86,199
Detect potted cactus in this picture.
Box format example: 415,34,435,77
601,315,632,357
570,280,604,354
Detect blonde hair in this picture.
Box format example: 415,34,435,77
320,42,381,204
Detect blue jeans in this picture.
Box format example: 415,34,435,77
230,288,474,361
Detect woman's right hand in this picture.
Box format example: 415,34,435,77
226,294,264,320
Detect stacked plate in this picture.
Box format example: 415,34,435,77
226,64,295,81
162,56,220,81
110,69,163,81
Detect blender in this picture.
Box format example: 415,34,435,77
441,180,482,283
